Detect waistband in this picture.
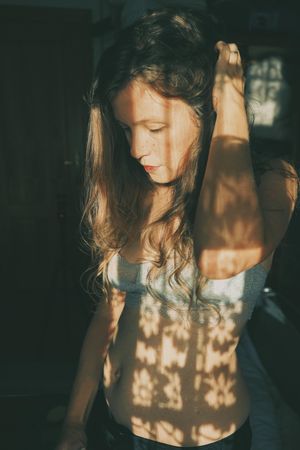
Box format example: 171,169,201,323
105,409,252,449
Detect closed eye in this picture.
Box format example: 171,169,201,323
120,126,164,134
149,127,164,133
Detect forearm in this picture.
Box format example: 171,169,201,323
193,98,264,258
63,329,107,427
63,295,124,428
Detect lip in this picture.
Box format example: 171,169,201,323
143,165,160,172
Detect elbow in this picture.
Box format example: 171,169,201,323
197,258,236,279
196,247,265,279
196,250,235,279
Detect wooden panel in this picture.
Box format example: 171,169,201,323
0,7,93,362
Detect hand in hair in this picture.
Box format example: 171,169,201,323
212,41,245,113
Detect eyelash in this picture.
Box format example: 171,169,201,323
150,128,164,133
121,127,164,134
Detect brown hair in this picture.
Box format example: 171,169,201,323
81,7,298,319
81,8,221,318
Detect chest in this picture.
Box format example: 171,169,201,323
121,193,176,263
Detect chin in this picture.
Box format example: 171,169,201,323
146,167,180,185
150,175,179,187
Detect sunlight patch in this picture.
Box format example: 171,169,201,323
132,368,155,407
158,371,183,410
204,373,236,409
136,341,157,365
191,422,235,444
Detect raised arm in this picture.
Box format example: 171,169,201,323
193,41,298,279
55,287,126,450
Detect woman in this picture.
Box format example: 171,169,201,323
55,8,298,450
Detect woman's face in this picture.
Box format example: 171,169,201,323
112,79,202,183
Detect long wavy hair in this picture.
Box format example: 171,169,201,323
82,7,298,316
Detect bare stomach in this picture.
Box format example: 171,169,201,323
102,304,250,447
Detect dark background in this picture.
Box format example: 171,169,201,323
0,1,300,449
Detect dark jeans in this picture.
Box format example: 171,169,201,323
103,411,252,450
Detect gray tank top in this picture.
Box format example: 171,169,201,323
106,252,268,326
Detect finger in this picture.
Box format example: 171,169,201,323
214,40,226,52
228,43,241,65
228,43,239,53
215,41,229,57
215,41,231,63
215,41,241,65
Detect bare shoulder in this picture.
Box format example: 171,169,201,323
258,158,299,204
257,158,298,270
257,158,298,218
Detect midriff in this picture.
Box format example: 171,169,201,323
102,301,250,447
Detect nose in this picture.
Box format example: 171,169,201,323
129,129,151,161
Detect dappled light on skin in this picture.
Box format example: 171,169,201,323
201,248,268,281
112,78,270,280
130,417,155,441
133,368,156,407
131,416,185,443
113,299,248,445
138,302,160,338
112,78,200,185
133,321,188,411
155,420,185,444
102,216,264,445
194,136,263,245
102,253,260,445
191,422,236,444
194,330,205,393
100,39,266,445
160,324,189,368
207,316,237,347
158,370,183,410
136,341,157,365
103,303,248,444
80,4,300,446
204,370,236,409
204,338,237,373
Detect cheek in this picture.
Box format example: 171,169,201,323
171,129,197,164
161,128,188,162
159,121,200,167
